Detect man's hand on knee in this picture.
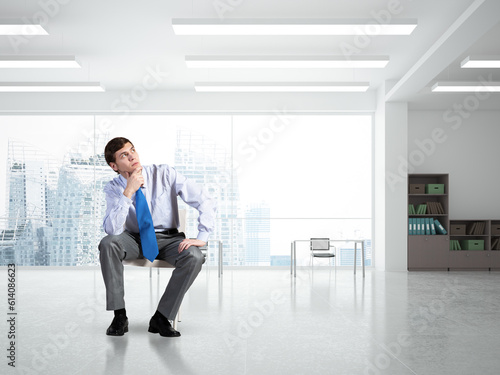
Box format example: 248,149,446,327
178,239,206,253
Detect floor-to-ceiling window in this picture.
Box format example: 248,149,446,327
0,114,372,267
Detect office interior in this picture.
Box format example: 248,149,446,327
1,1,500,374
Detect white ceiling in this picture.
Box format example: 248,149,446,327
0,0,499,110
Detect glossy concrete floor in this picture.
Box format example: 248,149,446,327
2,266,500,375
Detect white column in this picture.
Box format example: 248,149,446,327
374,83,408,271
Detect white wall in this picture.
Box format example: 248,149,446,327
408,110,500,220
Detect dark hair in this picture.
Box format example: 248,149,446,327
104,137,134,168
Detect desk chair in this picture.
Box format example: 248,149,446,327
310,238,336,270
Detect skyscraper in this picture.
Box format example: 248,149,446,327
244,203,271,266
2,140,59,265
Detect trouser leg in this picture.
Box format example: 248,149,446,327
156,233,205,320
98,231,141,311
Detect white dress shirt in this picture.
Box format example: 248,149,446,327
102,164,217,242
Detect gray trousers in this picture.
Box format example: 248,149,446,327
98,231,204,320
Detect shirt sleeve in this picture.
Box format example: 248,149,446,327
102,182,133,235
168,166,217,242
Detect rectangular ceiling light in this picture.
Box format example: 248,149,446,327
461,56,500,68
0,82,105,92
186,55,389,68
432,82,500,92
0,22,48,35
194,82,370,92
172,18,417,35
0,56,81,68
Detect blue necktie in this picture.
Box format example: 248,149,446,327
135,188,159,262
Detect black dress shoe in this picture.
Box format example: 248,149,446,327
148,311,181,337
106,314,128,336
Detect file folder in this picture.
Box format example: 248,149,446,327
430,219,436,235
434,219,447,234
425,218,431,235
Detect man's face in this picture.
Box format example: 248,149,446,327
110,142,141,175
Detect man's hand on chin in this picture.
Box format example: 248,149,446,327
122,167,144,199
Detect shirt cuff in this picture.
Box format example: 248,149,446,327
197,231,210,243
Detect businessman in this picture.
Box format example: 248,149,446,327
99,137,216,337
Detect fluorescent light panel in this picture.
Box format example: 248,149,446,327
0,82,105,92
432,82,500,92
186,55,389,68
0,56,80,68
195,82,369,92
0,22,48,35
172,18,417,35
461,56,500,68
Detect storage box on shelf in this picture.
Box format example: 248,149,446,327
460,240,484,250
426,184,445,194
409,184,425,194
450,224,466,235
